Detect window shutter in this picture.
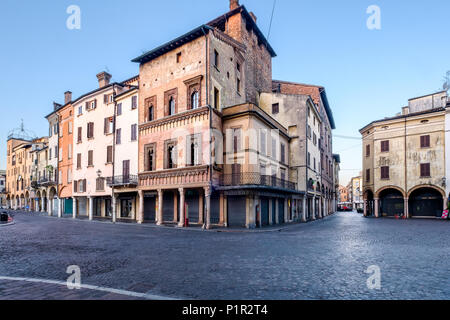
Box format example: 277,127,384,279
74,180,78,193
85,102,89,110
104,118,108,134
107,146,112,163
104,95,108,103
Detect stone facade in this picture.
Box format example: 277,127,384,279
360,92,448,218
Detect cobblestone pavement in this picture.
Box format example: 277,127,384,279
1,210,450,300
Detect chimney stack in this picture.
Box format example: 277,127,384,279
96,71,112,88
402,106,410,115
249,12,257,23
64,91,72,104
230,0,239,11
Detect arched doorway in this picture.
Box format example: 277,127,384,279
409,188,443,218
20,194,25,210
36,190,42,211
25,191,30,211
364,190,374,216
49,187,58,216
379,188,404,217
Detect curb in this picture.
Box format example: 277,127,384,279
0,221,15,227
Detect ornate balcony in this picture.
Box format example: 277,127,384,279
39,177,57,187
139,165,210,188
219,173,296,191
106,175,138,187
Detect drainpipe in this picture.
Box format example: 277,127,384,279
112,84,117,220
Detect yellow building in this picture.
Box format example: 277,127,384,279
360,93,447,218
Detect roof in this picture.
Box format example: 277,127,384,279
207,5,277,57
132,25,212,64
359,107,445,133
408,90,447,101
272,80,336,130
132,4,277,64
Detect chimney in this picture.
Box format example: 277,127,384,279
249,12,257,23
230,0,239,11
402,106,410,115
64,91,72,104
96,71,112,88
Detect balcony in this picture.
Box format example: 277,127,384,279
219,173,296,191
38,177,57,187
31,181,39,189
106,175,138,187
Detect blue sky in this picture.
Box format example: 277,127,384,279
0,0,449,185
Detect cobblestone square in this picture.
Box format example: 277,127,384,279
1,211,450,300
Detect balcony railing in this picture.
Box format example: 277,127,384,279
106,175,138,187
219,173,296,190
38,177,57,187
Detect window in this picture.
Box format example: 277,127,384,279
381,140,389,152
96,177,105,191
86,100,97,111
104,117,114,135
214,50,219,68
116,128,122,144
169,97,175,116
272,103,279,114
420,135,430,148
68,122,73,134
106,146,113,164
176,52,182,63
77,154,81,169
104,94,113,104
380,166,389,179
131,96,137,109
131,124,137,141
77,127,82,143
117,103,122,116
280,143,286,164
232,128,242,153
271,137,277,159
145,144,156,171
59,147,62,161
165,140,177,169
307,152,311,166
236,62,240,72
214,87,220,109
260,130,267,155
87,122,94,139
78,105,83,115
366,169,370,183
420,163,431,177
307,125,311,139
191,91,199,110
67,169,72,183
366,145,370,157
148,105,154,121
187,134,201,166
88,150,93,167
313,133,317,146
237,78,241,94
49,149,52,160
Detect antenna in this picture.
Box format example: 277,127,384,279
267,0,277,41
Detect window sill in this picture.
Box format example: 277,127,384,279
87,165,94,168
420,176,431,178
105,162,113,165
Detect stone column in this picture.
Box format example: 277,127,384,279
404,198,409,219
198,192,204,225
363,200,367,216
223,194,228,227
268,199,273,225
72,197,77,218
374,198,379,218
284,198,288,223
302,197,307,222
47,198,52,216
112,194,117,223
312,197,316,220
58,198,62,218
219,193,225,226
88,196,93,221
138,191,144,224
41,197,45,213
274,199,279,224
178,188,185,227
157,189,163,226
204,186,211,230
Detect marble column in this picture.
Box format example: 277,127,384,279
58,198,62,218
198,192,204,225
157,189,163,226
112,194,117,223
268,199,273,225
178,188,185,227
404,198,409,219
88,196,93,221
374,198,379,218
138,191,144,224
72,197,77,219
302,197,307,222
204,186,211,230
312,197,316,220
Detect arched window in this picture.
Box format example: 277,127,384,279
169,97,175,116
148,105,154,121
191,91,199,109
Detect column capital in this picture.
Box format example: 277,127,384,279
138,190,144,196
178,187,185,194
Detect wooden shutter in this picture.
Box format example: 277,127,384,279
77,127,82,143
74,180,78,193
107,146,112,163
123,160,130,178
77,153,81,169
104,118,108,134
88,150,93,166
104,95,108,103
